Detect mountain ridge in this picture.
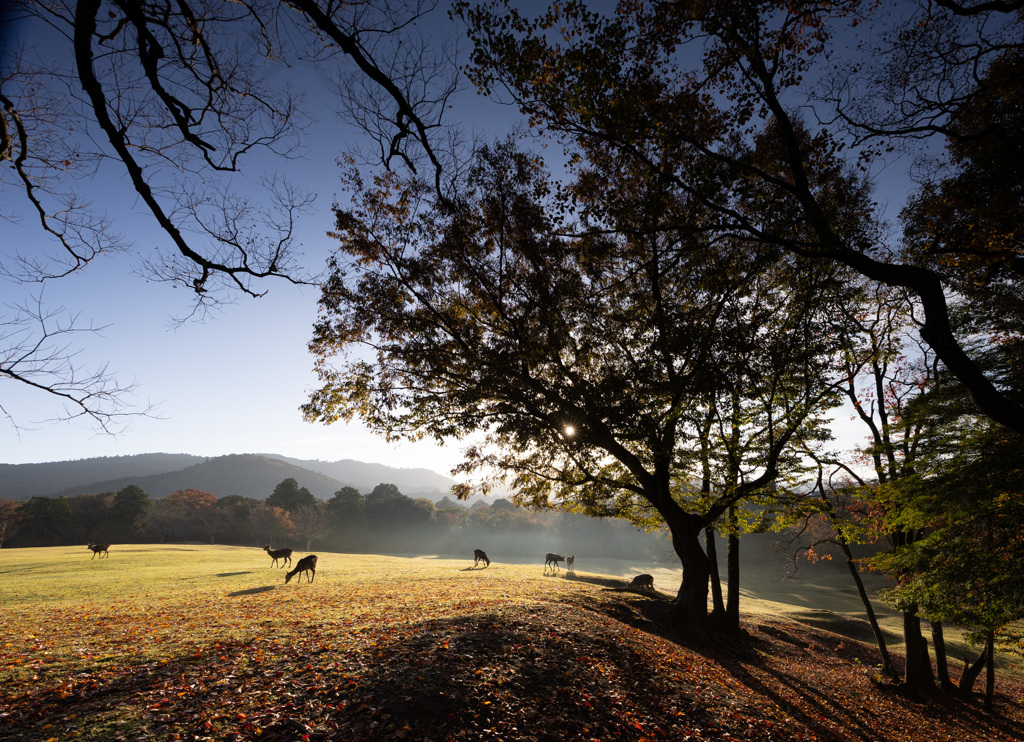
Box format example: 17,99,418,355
0,453,457,502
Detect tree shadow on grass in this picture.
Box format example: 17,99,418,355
332,606,715,741
227,585,277,596
563,571,628,589
2,603,715,742
713,620,1024,742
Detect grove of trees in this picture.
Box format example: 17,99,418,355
301,0,1023,698
0,478,665,562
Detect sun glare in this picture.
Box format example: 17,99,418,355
564,426,575,436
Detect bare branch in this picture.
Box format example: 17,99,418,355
0,291,156,432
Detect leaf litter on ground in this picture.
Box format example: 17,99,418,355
1,549,1022,741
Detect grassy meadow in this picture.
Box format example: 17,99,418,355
1,544,1022,741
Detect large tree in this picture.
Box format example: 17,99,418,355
304,141,854,634
458,0,1024,438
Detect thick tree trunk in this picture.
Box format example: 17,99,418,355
838,538,897,680
705,524,725,619
902,606,935,694
725,504,740,632
985,630,995,712
931,621,956,692
958,646,988,700
668,514,712,638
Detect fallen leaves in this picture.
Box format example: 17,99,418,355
1,555,1023,741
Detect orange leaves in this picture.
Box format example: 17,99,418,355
3,561,1024,741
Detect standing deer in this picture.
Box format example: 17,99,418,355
285,555,318,584
544,552,565,571
627,574,655,592
566,554,576,572
473,548,490,567
263,545,293,568
87,543,110,559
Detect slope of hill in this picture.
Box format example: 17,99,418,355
266,454,456,496
1,453,458,501
47,454,350,500
0,453,206,499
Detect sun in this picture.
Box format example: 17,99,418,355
564,425,575,436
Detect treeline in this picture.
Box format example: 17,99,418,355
0,478,665,561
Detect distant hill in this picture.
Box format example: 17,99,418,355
0,453,458,502
0,453,206,499
266,455,456,496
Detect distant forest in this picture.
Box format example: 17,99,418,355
0,478,669,562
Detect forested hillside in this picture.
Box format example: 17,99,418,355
0,453,455,501
0,454,205,499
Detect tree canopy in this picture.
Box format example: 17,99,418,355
458,0,1024,437
303,138,858,632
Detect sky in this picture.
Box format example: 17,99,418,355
0,3,882,475
0,4,490,474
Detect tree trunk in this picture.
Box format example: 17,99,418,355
667,513,712,638
958,646,988,700
902,606,935,695
931,621,956,692
985,629,995,712
706,524,725,619
725,504,740,632
838,537,897,680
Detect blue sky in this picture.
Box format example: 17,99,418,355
0,3,884,473
0,5,491,472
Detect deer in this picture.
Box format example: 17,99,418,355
627,574,655,592
285,555,318,584
473,548,491,567
566,554,576,572
263,545,293,568
544,552,565,571
87,543,110,559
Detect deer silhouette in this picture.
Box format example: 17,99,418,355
473,549,490,567
263,545,293,568
285,555,318,584
544,552,565,571
87,543,110,559
627,574,655,592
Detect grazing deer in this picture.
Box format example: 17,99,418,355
566,554,576,572
627,574,655,592
263,545,293,568
285,555,318,584
545,552,565,571
87,543,110,559
473,548,491,567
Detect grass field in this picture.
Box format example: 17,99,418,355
1,544,1022,741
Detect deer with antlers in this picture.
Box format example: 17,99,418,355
87,543,110,559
